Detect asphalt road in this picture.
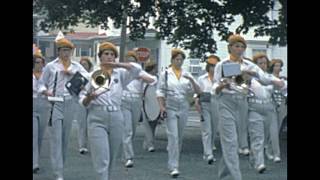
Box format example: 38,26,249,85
33,111,287,180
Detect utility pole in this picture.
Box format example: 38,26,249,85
119,2,128,62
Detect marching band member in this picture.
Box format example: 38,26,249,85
269,59,287,132
78,42,143,180
247,53,286,173
194,55,220,164
142,61,159,152
74,57,93,154
213,34,284,180
33,49,51,173
157,48,202,178
121,51,157,168
38,38,89,180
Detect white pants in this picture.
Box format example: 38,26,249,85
165,98,189,171
265,103,281,158
49,98,76,178
217,94,243,180
74,102,88,149
142,112,159,150
33,97,51,169
87,105,124,180
121,96,143,160
248,102,277,168
200,95,219,158
277,100,287,131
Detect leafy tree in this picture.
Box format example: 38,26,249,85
33,0,287,58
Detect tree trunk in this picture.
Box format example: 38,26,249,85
119,7,127,62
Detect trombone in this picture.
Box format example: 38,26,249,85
88,69,111,95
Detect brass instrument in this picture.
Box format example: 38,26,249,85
89,69,110,95
221,62,255,97
221,76,255,97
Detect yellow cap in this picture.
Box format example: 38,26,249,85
171,48,186,59
99,42,118,58
56,38,74,49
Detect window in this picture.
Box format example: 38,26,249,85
189,66,202,74
252,49,267,56
189,59,200,65
81,49,89,56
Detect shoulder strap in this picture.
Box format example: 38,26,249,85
165,69,168,99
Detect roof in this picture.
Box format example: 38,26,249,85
64,32,107,40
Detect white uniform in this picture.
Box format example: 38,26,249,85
79,63,141,180
38,58,89,179
214,56,279,180
73,97,88,151
264,75,287,160
156,67,196,172
33,72,51,170
247,77,280,169
272,76,287,131
141,78,159,151
197,73,219,160
121,66,157,162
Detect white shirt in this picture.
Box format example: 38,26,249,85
213,56,279,95
156,67,195,99
79,62,142,107
38,58,90,97
250,78,273,99
250,73,287,99
197,73,218,96
33,73,43,98
124,64,157,95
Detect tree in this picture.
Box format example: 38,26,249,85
33,0,287,58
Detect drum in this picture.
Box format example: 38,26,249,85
143,84,161,121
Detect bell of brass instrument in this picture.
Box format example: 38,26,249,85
91,69,110,90
221,76,255,97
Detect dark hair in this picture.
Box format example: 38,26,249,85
33,55,45,68
98,49,117,58
205,55,220,72
252,53,269,67
80,57,93,71
98,50,104,58
207,55,220,62
268,59,283,73
172,52,186,60
145,63,157,73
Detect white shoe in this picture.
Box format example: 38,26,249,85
238,148,244,154
242,148,250,155
256,164,266,173
56,177,64,180
212,146,217,151
125,159,134,168
274,156,281,163
265,151,274,160
207,155,216,165
79,148,89,154
148,146,155,152
170,169,180,178
239,148,249,155
33,167,40,174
